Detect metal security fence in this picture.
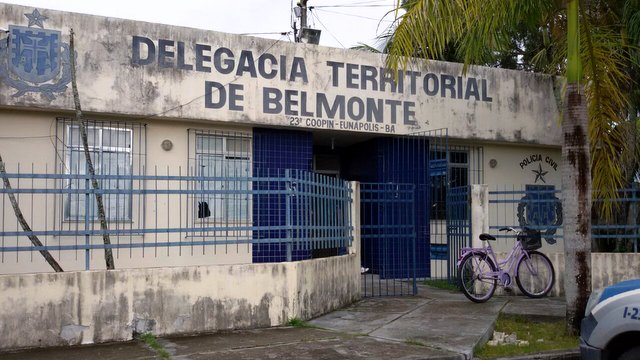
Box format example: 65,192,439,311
446,185,472,279
429,143,483,282
489,185,563,247
592,187,640,253
360,182,416,297
489,185,639,253
0,166,353,273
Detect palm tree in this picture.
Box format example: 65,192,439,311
562,0,591,335
386,0,636,334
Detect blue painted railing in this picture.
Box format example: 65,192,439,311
489,186,639,252
0,169,353,271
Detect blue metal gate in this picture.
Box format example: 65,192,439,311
347,129,465,296
446,186,472,280
429,138,481,282
360,183,416,297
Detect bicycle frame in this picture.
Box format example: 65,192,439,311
458,239,533,289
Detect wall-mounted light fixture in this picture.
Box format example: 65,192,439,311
489,159,498,168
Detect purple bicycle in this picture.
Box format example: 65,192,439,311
457,227,555,303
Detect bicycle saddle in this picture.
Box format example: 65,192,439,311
479,233,496,241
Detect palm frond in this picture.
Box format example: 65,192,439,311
386,0,552,73
554,10,632,219
623,0,640,44
350,43,383,53
385,0,639,219
386,0,467,72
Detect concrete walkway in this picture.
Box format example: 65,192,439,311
1,285,566,360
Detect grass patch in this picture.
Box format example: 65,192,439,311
287,317,317,328
475,315,579,359
404,338,426,346
139,332,170,359
421,279,459,292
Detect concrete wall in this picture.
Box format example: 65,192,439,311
494,252,640,297
0,3,561,143
0,251,360,351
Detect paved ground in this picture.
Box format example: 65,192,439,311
1,284,568,360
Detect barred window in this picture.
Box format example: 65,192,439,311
56,119,146,221
190,130,252,222
430,147,480,220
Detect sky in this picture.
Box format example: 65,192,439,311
2,0,398,49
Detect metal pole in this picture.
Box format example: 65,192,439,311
285,169,292,262
300,0,308,29
411,185,417,295
85,177,90,270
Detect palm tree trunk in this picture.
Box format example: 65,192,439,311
562,0,592,336
69,28,115,270
0,155,64,272
562,82,592,335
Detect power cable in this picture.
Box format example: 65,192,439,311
313,4,390,8
310,11,346,48
237,31,291,36
324,0,390,5
313,8,394,23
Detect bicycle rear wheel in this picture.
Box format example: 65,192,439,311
458,252,497,303
515,250,555,298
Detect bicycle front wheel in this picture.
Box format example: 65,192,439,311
458,252,497,303
515,250,555,298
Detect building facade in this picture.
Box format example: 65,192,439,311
0,4,563,275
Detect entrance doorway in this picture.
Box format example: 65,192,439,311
312,130,441,296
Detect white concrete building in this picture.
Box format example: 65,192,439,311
0,3,563,276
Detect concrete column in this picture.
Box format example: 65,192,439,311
349,181,362,300
349,181,361,257
471,184,489,248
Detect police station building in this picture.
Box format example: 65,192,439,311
0,4,563,277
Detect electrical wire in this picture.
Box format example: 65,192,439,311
323,0,390,5
237,31,291,36
313,4,390,8
313,8,394,22
310,11,346,48
309,7,316,28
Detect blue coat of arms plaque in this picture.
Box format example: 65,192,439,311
0,9,71,99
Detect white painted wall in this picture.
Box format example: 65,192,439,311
484,144,562,188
